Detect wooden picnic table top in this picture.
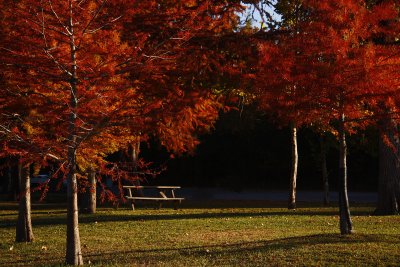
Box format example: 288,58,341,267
122,185,181,189
125,196,185,200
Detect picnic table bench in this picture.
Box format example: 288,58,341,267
123,185,184,210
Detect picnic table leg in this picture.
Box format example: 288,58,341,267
157,201,162,209
128,188,135,210
159,190,167,198
173,200,178,210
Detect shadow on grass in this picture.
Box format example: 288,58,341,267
85,233,400,260
0,207,374,228
180,200,375,209
0,210,67,218
1,233,398,266
0,200,375,229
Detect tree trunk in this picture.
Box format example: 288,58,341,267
66,152,82,265
129,141,144,196
128,140,140,169
338,113,353,235
65,155,83,261
320,135,329,205
79,170,97,214
87,171,96,214
65,3,83,264
288,122,298,210
16,163,34,242
375,123,400,215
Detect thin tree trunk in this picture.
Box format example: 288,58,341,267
338,112,353,235
80,170,97,214
288,122,298,210
129,140,140,168
65,2,83,263
287,1,301,210
129,141,143,196
87,171,96,214
320,135,329,205
376,122,400,215
16,163,34,242
66,152,82,265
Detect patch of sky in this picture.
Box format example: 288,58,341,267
239,1,282,30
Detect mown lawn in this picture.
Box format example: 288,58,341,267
0,200,399,266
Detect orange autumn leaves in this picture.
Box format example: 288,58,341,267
254,0,400,132
0,0,399,172
0,1,243,172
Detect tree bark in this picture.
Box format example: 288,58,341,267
320,135,329,205
87,171,96,214
79,170,97,214
338,113,353,235
65,2,83,264
129,141,143,196
128,141,140,168
16,163,34,242
66,153,82,265
288,122,298,210
375,122,400,215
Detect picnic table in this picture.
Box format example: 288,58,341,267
123,185,184,210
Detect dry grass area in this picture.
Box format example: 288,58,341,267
0,200,399,266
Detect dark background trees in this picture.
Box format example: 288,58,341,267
141,108,379,193
0,108,380,193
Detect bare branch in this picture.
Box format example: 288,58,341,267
86,15,123,34
81,0,108,36
43,49,73,76
48,0,72,35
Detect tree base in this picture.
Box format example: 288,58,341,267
288,202,296,210
340,229,354,235
16,236,34,243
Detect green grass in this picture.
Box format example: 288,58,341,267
0,200,399,266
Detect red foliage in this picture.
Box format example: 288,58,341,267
0,0,243,172
254,0,400,132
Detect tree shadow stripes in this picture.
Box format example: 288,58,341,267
0,208,375,228
1,233,397,266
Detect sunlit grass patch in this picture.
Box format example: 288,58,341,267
0,201,399,266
